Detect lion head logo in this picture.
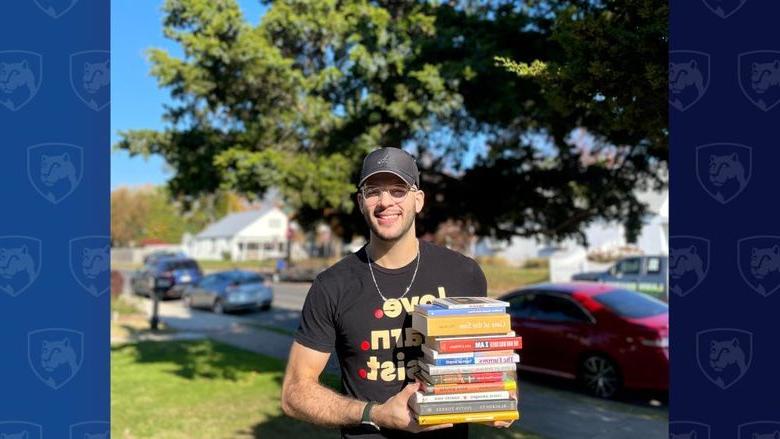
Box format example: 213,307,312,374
0,237,41,297
82,60,109,94
40,153,78,188
28,328,84,390
697,144,751,204
0,51,42,111
670,60,705,96
751,60,780,94
750,246,780,279
82,246,109,279
698,329,752,389
669,236,709,297
41,338,79,373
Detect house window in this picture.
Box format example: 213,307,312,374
278,242,285,252
264,242,274,251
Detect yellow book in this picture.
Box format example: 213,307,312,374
412,312,511,337
416,410,520,425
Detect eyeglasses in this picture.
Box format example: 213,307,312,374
360,184,416,206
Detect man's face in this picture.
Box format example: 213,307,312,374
357,173,424,243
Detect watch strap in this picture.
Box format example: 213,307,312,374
361,401,380,431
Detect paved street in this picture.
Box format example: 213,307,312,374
120,275,668,439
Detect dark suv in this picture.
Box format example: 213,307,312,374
131,257,202,299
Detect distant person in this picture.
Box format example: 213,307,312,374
275,257,287,282
281,148,511,438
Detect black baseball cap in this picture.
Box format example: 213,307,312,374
358,147,420,188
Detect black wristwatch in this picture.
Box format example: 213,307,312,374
361,401,380,431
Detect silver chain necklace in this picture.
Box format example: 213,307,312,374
366,242,421,302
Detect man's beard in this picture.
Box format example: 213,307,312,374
363,208,416,243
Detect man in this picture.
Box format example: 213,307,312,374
281,148,513,438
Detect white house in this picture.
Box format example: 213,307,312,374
184,206,288,261
476,190,669,265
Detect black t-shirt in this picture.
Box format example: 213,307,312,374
294,239,487,439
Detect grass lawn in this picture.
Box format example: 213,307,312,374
112,339,541,439
483,265,549,297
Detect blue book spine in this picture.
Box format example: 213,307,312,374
421,305,505,316
433,357,476,366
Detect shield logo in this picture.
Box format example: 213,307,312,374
0,421,43,439
669,236,710,297
738,421,780,439
28,328,84,390
670,51,710,111
33,0,79,19
737,236,780,297
696,143,751,204
701,0,747,18
0,51,42,112
70,51,110,111
739,51,780,112
27,143,84,204
69,421,109,439
696,328,752,390
70,236,110,297
0,236,42,298
670,421,710,439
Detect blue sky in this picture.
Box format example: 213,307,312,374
110,0,266,189
111,1,486,189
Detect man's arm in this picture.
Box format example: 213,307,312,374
281,341,453,432
280,341,363,427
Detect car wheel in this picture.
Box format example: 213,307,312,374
212,299,224,314
260,302,271,311
580,355,622,399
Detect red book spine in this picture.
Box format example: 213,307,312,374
422,381,515,395
438,337,523,353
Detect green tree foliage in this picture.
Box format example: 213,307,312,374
110,185,244,246
117,0,667,244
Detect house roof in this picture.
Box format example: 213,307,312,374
196,206,276,239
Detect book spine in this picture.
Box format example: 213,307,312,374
423,307,506,316
414,390,511,404
436,337,522,353
421,371,516,385
427,354,518,366
415,410,520,426
421,362,516,375
421,380,517,394
423,345,515,359
414,399,517,416
413,313,511,337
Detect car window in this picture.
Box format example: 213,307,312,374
198,275,220,289
646,257,662,274
237,272,264,284
531,294,591,323
593,289,667,318
507,293,536,319
615,258,641,275
163,259,199,270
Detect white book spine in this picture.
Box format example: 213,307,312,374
413,391,511,404
421,362,517,375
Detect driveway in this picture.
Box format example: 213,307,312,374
122,277,668,439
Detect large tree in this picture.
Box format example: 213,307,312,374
117,0,667,244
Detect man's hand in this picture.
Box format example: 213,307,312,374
372,381,454,433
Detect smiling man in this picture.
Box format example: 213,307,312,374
281,147,512,438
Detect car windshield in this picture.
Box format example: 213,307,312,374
230,272,264,284
593,289,667,318
162,259,198,270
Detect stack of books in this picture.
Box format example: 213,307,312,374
410,297,522,426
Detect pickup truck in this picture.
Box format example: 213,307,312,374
571,255,669,300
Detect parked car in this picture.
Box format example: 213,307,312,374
143,250,186,266
182,270,273,313
499,283,668,398
571,255,669,300
278,265,325,282
131,257,202,299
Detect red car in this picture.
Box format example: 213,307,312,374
499,282,668,398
